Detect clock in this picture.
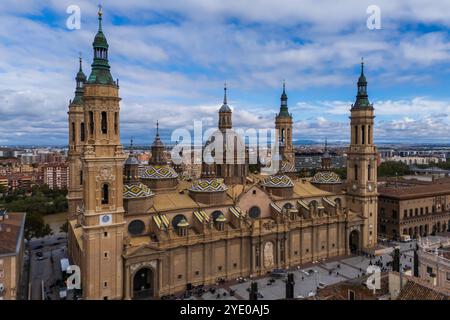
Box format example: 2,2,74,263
352,184,357,191
99,214,112,225
367,184,373,192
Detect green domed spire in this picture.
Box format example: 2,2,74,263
87,5,115,85
353,58,371,109
277,80,291,118
72,55,86,105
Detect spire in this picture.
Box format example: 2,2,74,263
223,82,227,105
150,121,165,165
87,5,114,85
219,82,231,113
72,55,86,105
321,138,331,170
278,80,290,118
353,57,371,108
98,4,103,32
130,138,134,154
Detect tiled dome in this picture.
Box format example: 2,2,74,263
189,178,228,193
262,175,294,188
123,182,154,199
311,171,342,184
141,165,178,180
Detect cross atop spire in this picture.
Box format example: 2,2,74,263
361,57,364,75
98,4,103,31
130,138,134,153
223,82,227,105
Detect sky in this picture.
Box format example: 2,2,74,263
0,0,450,146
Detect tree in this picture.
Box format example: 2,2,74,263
60,221,69,233
24,212,53,240
377,161,411,177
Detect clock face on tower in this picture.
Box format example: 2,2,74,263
99,214,112,225
352,183,357,191
367,183,373,192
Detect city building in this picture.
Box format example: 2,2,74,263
383,156,444,166
377,180,450,240
0,210,26,300
67,10,378,300
417,237,450,290
42,162,69,190
313,272,450,300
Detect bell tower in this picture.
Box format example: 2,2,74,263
67,56,86,220
346,59,378,249
275,81,294,166
79,7,126,300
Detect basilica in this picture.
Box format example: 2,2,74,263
67,9,378,300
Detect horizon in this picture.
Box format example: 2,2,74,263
1,1,450,145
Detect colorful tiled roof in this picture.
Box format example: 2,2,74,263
262,175,294,188
311,171,342,184
189,178,228,192
123,183,154,199
141,164,178,180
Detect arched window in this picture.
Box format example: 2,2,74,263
79,171,83,185
102,184,109,204
101,111,108,134
354,165,358,181
361,125,365,144
71,122,75,143
368,125,371,144
89,111,94,134
368,163,371,181
281,128,285,142
114,112,118,135
354,126,358,144
80,122,85,141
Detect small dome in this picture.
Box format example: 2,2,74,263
311,171,342,184
215,213,227,222
177,218,189,228
219,104,231,113
189,178,228,193
125,156,139,165
262,175,294,188
93,31,108,49
141,165,178,180
123,182,154,199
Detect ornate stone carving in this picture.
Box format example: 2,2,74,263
263,241,274,268
130,260,157,274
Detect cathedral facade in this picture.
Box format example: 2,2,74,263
67,10,378,300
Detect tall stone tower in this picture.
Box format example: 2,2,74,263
346,60,378,250
79,7,127,300
275,82,294,166
67,57,86,220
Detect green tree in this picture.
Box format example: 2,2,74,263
24,212,53,240
378,161,411,177
60,221,69,233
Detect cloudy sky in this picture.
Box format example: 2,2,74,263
1,0,450,146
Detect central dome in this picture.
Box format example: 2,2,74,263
262,175,294,188
311,171,342,184
141,164,178,180
189,178,228,193
123,182,154,199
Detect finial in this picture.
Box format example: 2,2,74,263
156,120,159,137
98,4,103,31
78,52,83,71
223,82,227,105
282,79,286,93
361,57,364,75
130,138,134,154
